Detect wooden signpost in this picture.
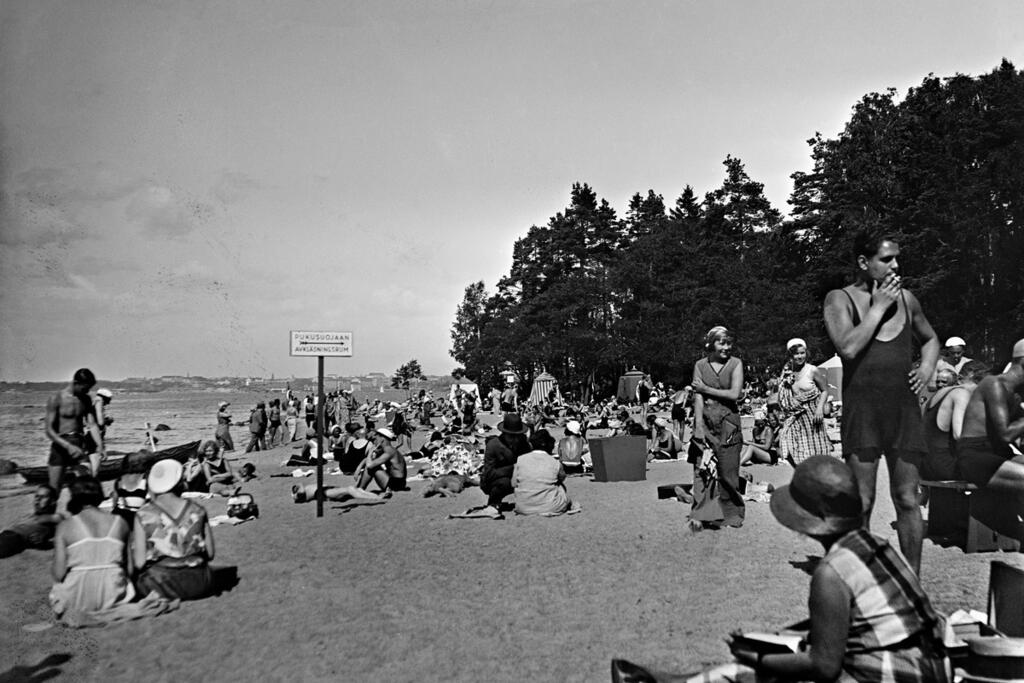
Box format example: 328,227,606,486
290,331,353,517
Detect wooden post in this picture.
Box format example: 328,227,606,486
316,355,325,518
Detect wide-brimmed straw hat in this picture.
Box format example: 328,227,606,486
148,459,183,495
770,456,863,536
497,413,527,434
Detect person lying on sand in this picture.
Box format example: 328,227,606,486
612,456,949,682
0,485,62,558
291,484,385,504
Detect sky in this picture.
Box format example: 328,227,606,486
1,0,1022,382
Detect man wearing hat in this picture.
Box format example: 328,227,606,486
939,336,972,375
613,457,950,682
475,414,530,518
957,339,1024,494
94,388,114,437
215,401,234,452
356,428,407,494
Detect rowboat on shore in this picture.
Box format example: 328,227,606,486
17,440,201,486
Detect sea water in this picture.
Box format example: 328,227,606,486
0,385,418,470
0,388,288,469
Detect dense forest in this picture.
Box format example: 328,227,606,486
450,61,1024,401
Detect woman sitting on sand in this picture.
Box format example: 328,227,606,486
390,412,415,453
511,429,572,516
611,457,950,683
111,451,150,525
133,460,216,601
200,440,237,496
739,411,779,467
648,418,683,460
50,476,175,627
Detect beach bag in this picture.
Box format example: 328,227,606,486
226,493,259,520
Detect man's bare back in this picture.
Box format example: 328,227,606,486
961,372,1024,444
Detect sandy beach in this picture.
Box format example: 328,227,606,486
0,414,1014,682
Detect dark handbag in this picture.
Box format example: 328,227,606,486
226,493,259,520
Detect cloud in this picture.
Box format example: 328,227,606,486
211,170,262,205
124,185,201,237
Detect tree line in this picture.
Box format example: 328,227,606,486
450,60,1024,401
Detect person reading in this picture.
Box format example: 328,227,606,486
611,457,950,682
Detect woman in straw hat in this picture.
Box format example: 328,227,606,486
611,456,950,682
777,338,834,466
133,459,216,601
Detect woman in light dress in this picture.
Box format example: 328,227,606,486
50,476,174,627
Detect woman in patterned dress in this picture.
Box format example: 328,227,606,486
777,338,833,466
133,459,215,601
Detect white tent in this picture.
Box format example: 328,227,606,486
818,355,842,402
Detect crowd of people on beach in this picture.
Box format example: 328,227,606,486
5,229,1024,681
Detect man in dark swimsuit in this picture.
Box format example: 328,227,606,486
956,339,1024,491
823,231,940,575
45,368,106,490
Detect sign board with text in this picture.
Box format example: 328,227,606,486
289,331,353,357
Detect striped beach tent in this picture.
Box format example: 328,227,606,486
527,371,561,406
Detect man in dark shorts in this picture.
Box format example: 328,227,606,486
956,339,1024,490
823,231,939,575
356,428,407,494
45,368,106,490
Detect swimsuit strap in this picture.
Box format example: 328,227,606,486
842,288,909,335
105,516,122,540
842,289,861,325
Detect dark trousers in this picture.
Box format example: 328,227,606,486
245,432,263,453
484,477,513,507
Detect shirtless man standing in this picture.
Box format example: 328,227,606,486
956,339,1024,491
824,231,940,575
45,368,106,490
